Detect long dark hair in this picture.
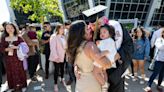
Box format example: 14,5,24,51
134,27,146,41
67,20,86,64
4,23,18,37
100,24,115,40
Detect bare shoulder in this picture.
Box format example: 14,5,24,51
85,41,96,49
84,41,98,54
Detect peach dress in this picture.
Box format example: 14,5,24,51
75,42,101,92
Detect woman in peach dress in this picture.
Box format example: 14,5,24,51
67,20,113,92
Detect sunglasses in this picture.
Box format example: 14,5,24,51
43,26,47,28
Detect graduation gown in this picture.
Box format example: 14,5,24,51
106,24,134,92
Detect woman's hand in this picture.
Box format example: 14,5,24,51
5,47,13,52
10,45,18,49
74,65,81,80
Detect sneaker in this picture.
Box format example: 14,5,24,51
22,87,27,92
61,79,66,86
132,77,137,82
144,86,152,92
156,86,163,92
54,85,58,92
66,80,73,85
31,77,38,82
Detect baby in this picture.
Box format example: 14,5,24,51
93,24,118,91
27,26,39,51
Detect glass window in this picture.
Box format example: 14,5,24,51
140,0,146,3
138,5,144,11
109,12,114,19
152,21,158,25
123,4,130,11
161,1,164,5
154,14,160,20
145,5,149,11
159,21,164,25
117,0,124,2
129,13,135,19
158,7,163,12
121,13,128,19
125,0,131,2
161,14,164,20
95,2,99,6
136,13,142,19
142,13,147,19
150,20,153,26
111,0,116,2
116,4,123,11
101,2,106,5
101,0,106,2
110,3,115,10
114,12,121,19
131,4,137,11
162,7,164,13
147,0,151,3
132,0,138,3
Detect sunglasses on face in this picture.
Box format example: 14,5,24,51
43,26,47,28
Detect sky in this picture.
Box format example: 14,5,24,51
0,0,10,24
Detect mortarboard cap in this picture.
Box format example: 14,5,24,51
82,5,107,23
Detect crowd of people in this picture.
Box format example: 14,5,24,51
0,16,164,92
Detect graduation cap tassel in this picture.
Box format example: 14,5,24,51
93,17,99,42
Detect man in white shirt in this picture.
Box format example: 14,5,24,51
151,23,164,48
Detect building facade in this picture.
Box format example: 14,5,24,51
62,0,164,27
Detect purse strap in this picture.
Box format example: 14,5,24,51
153,48,158,60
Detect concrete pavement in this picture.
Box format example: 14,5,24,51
1,61,164,92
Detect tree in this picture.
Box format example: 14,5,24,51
10,0,63,23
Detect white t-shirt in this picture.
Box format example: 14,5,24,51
155,37,164,62
94,38,117,68
151,28,163,48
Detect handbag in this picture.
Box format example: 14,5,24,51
148,49,158,71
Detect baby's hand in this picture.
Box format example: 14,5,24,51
96,40,100,45
114,53,120,61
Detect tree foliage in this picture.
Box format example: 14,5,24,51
10,0,63,23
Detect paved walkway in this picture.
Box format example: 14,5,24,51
1,61,164,92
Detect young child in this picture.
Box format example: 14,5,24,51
132,27,150,84
93,24,118,91
27,26,39,50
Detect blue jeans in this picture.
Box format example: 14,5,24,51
147,61,164,87
67,62,75,81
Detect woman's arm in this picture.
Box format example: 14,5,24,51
144,39,150,59
84,42,112,69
